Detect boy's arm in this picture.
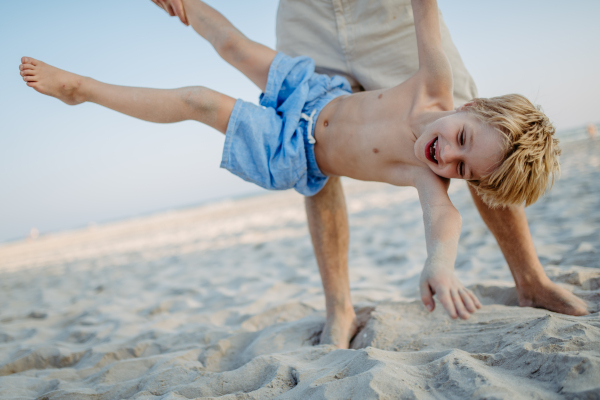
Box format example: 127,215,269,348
415,173,481,319
411,0,453,97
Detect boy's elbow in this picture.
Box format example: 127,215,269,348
434,204,462,229
214,29,243,59
445,204,461,224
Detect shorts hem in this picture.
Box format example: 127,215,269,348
220,98,244,171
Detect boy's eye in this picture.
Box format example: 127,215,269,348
460,162,464,177
460,130,465,145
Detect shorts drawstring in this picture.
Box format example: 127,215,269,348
300,109,317,144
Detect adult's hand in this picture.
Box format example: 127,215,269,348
151,0,189,26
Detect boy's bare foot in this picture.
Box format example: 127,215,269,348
320,308,358,349
19,57,88,105
518,278,589,316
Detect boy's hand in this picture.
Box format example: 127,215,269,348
419,262,482,319
151,0,189,26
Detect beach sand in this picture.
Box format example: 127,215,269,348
1,138,599,399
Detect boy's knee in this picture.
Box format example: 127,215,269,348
180,86,215,119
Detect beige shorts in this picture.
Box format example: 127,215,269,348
275,0,477,105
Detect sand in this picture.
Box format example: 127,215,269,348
1,138,599,400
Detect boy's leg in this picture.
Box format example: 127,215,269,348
182,0,276,92
19,57,235,134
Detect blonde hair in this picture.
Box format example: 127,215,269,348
464,94,560,208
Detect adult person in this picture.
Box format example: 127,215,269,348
152,0,588,349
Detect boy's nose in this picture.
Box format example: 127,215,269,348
441,144,457,164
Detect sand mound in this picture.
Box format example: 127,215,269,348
1,139,599,399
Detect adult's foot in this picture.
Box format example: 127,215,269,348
518,277,589,316
19,57,87,105
320,308,359,349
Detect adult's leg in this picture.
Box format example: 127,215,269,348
468,186,588,315
277,0,359,349
305,177,357,348
19,57,235,134
182,0,276,92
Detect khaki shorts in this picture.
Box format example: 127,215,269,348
275,0,477,105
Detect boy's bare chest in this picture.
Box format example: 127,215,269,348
314,93,424,182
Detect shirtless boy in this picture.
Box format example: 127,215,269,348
19,0,564,332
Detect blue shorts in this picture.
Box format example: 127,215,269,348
220,52,352,196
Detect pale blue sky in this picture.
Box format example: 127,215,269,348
1,0,599,243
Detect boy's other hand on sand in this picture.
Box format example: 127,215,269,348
19,57,87,106
420,263,482,319
151,0,188,26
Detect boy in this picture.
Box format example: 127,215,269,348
18,0,559,323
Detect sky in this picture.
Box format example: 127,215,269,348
1,0,599,243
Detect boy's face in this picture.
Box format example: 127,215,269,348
415,111,505,180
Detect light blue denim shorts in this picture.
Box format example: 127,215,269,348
220,52,352,196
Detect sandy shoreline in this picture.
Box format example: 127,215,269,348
1,139,599,399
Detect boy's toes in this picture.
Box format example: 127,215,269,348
20,69,36,77
21,57,38,66
23,75,37,82
20,63,35,71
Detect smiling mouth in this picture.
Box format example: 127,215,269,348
425,137,439,164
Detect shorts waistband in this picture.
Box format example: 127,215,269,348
301,88,348,181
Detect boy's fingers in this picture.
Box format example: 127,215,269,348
166,3,176,17
420,282,435,312
437,289,457,319
451,289,470,319
171,0,189,25
156,0,168,11
468,289,482,309
150,0,163,10
458,288,477,313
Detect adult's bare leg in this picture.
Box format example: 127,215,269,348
468,185,589,315
305,177,358,348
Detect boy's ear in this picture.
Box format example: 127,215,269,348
457,101,475,111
